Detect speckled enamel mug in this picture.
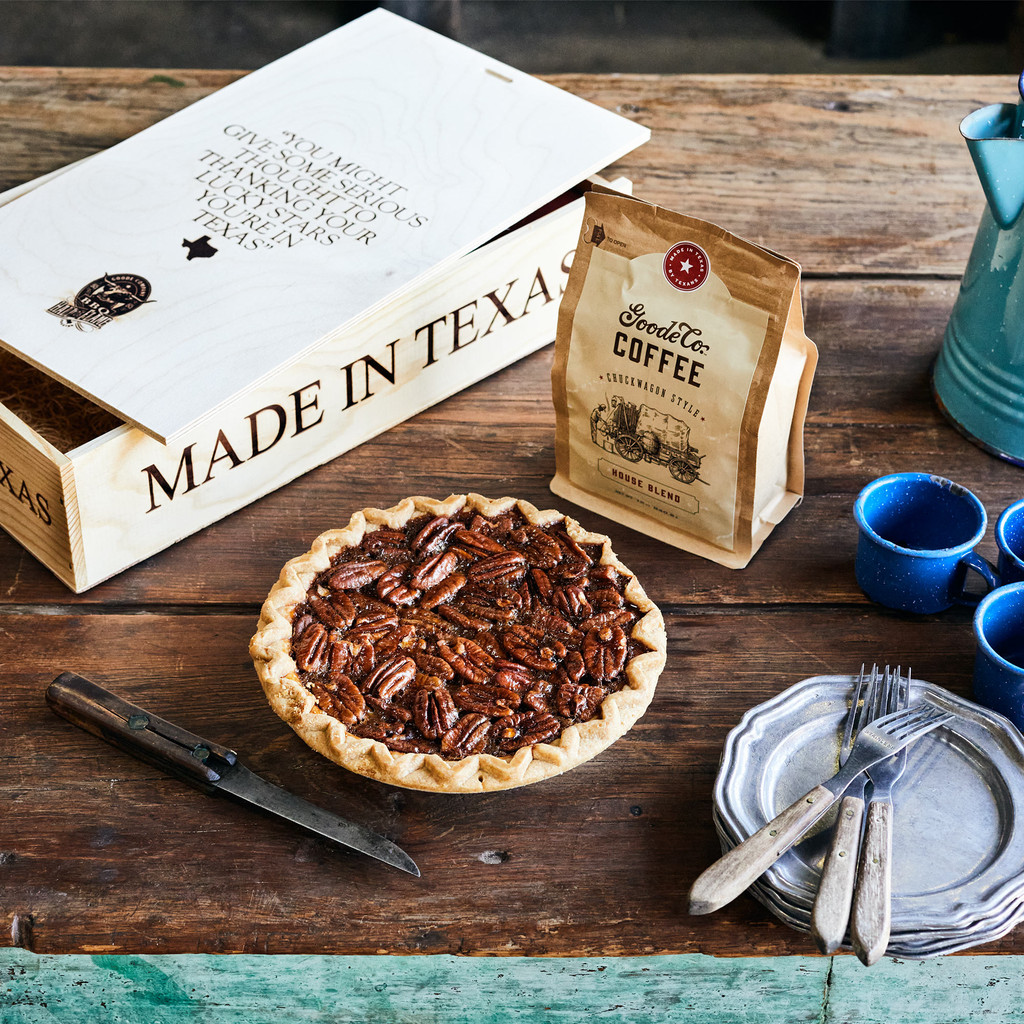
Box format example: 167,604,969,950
854,473,998,614
996,499,1024,585
974,582,1024,732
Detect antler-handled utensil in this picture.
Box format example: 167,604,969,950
851,668,914,965
689,700,953,916
810,665,883,953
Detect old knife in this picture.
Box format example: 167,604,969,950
46,671,420,877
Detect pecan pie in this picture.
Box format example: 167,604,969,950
249,494,666,792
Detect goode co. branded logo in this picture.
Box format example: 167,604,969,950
662,241,709,291
47,273,153,331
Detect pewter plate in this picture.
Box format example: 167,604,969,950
713,674,1024,956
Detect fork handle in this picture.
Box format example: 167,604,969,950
689,784,836,915
851,799,893,965
810,793,865,954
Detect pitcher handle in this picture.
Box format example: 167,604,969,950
955,552,999,607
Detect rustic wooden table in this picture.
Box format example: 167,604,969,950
3,70,1024,1021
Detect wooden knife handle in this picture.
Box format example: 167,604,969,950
811,793,865,954
851,799,893,966
689,784,837,916
46,671,236,787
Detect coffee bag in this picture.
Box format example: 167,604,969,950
551,192,817,568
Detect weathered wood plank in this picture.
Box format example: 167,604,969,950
4,950,1024,1023
0,607,992,956
554,74,999,277
2,951,832,1023
1,278,1016,608
0,70,1005,276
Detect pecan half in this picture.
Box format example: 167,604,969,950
530,608,581,647
365,698,413,723
374,622,418,660
347,640,376,680
411,516,460,554
328,636,356,676
494,660,538,692
308,591,356,630
530,568,553,600
294,622,331,671
588,587,625,611
452,682,521,716
461,595,519,624
327,560,388,590
410,550,458,590
581,608,635,632
402,608,457,637
362,655,417,703
364,528,408,552
440,713,491,756
524,685,555,713
356,719,408,741
412,650,455,681
494,711,562,751
583,624,628,681
414,687,460,739
501,623,566,672
468,551,527,587
589,564,621,585
510,524,563,569
348,609,400,642
437,636,496,683
376,566,421,607
474,630,506,660
555,649,587,685
556,682,606,721
419,572,467,610
453,528,507,556
437,604,493,632
552,585,592,621
312,674,366,726
292,612,314,640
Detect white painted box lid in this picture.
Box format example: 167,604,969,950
0,9,648,443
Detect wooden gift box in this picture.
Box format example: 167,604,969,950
0,179,625,592
0,10,647,591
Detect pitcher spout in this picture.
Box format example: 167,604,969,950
962,101,1024,229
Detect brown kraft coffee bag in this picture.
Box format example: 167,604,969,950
551,191,817,568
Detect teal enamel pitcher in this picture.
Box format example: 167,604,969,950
933,74,1024,464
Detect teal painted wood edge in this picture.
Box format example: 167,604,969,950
2,951,1022,1023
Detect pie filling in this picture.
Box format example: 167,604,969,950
289,506,650,760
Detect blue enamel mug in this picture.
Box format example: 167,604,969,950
996,499,1024,584
974,582,1024,732
854,473,998,614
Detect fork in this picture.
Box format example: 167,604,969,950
850,667,913,965
810,664,885,953
689,699,953,916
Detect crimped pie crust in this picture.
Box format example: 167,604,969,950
249,494,666,793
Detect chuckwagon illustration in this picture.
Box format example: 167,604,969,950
591,396,705,484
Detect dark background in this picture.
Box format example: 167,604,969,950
0,0,1021,74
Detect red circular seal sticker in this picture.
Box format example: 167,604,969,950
662,241,710,291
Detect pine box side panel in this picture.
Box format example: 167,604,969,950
0,403,79,587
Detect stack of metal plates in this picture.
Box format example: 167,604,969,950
712,673,1024,958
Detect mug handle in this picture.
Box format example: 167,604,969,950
955,552,999,607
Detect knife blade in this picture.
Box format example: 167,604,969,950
45,671,420,877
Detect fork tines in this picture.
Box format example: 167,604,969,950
875,702,953,742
